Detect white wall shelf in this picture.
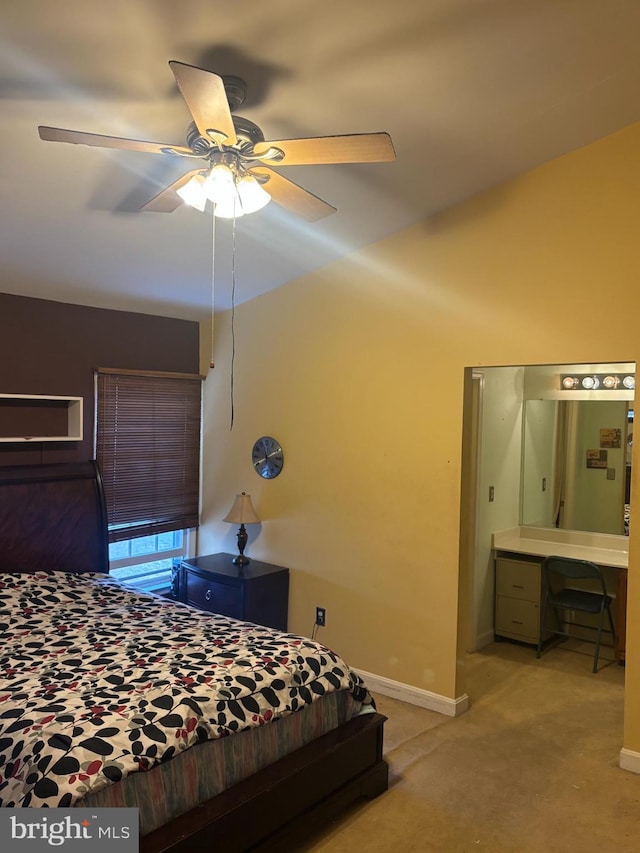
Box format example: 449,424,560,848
0,394,83,442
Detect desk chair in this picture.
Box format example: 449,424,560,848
536,555,616,673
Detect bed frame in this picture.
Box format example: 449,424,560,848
0,461,388,851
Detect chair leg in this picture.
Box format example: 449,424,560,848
537,598,549,659
606,604,616,650
554,606,564,633
593,604,606,673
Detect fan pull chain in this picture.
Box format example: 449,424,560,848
209,210,216,369
230,208,237,430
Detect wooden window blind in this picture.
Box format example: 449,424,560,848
95,368,202,543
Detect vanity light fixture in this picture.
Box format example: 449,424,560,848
560,373,635,391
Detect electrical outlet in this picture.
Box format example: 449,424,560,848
315,606,326,627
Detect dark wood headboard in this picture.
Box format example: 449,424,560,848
0,461,109,574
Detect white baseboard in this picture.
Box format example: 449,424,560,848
356,668,469,717
619,748,640,774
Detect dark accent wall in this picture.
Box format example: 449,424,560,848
0,293,200,467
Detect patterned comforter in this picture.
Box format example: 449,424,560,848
0,571,373,807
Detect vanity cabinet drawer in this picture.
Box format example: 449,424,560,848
495,558,541,601
494,556,544,644
495,595,540,643
185,573,242,619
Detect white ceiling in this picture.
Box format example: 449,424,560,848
2,0,640,319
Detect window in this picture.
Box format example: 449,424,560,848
109,529,194,592
95,368,202,589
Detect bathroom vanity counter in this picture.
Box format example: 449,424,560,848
492,526,628,662
493,526,628,569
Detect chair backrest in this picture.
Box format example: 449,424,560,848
542,555,608,596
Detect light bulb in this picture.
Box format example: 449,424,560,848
581,376,599,390
623,376,635,390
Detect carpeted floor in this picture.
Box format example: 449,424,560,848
299,639,637,852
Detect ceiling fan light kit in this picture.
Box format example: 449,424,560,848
37,60,396,221
176,157,272,218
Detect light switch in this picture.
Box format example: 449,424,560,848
606,468,616,480
489,486,495,502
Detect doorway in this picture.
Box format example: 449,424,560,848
461,360,635,654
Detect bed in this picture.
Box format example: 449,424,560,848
0,461,388,851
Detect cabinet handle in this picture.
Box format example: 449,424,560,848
205,589,212,601
511,620,524,625
511,584,524,589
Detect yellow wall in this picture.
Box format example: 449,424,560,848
200,119,640,751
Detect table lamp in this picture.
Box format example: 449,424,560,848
223,492,260,566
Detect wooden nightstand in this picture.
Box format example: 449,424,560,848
180,553,289,631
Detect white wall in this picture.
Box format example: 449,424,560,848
472,366,524,649
198,120,640,754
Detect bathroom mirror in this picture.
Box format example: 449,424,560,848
521,399,631,535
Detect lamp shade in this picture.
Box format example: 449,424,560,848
237,174,271,213
223,492,260,525
203,163,234,199
176,173,208,211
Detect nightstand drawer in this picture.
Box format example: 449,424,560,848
185,573,242,619
179,553,289,630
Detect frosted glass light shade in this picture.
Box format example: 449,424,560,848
237,174,271,213
176,174,208,211
204,164,241,218
179,164,270,218
204,164,237,203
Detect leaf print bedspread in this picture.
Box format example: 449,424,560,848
0,571,373,807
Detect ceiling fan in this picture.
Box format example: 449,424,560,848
38,61,396,222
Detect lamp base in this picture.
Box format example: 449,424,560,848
233,523,250,567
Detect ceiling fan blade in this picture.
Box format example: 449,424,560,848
141,169,203,213
169,61,237,147
251,167,336,221
38,126,196,157
253,132,395,166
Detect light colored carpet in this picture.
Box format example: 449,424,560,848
299,639,638,852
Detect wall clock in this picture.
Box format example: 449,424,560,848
252,436,284,479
